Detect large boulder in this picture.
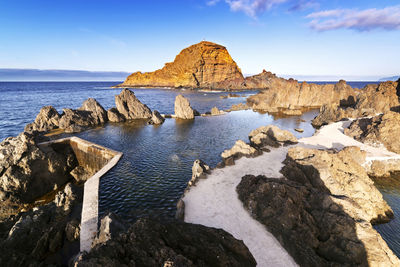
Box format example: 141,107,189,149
237,146,399,266
221,140,259,165
174,95,195,119
148,110,165,125
116,41,245,89
248,125,297,148
107,108,125,123
115,89,152,120
0,132,77,218
24,106,60,133
79,98,108,124
345,111,400,154
58,109,97,133
73,218,256,267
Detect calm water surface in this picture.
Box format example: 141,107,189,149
0,81,398,258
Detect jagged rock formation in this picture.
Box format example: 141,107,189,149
247,79,357,115
115,88,152,120
237,146,399,266
174,95,195,119
312,81,400,127
79,98,108,125
345,111,400,154
0,182,83,267
210,106,224,116
117,41,245,89
0,132,77,218
73,218,256,267
248,125,297,149
24,106,60,132
107,107,125,122
188,159,210,187
148,110,165,125
221,140,260,166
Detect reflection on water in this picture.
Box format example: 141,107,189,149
373,174,400,256
73,110,318,222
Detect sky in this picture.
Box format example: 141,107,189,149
0,0,399,80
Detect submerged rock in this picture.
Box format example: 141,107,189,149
174,94,195,119
237,146,398,266
73,218,256,267
115,88,152,120
148,110,165,125
24,106,60,133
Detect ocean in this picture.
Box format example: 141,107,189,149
0,81,397,257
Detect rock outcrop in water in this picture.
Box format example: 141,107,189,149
115,88,152,120
0,132,77,219
117,41,245,89
148,110,165,125
312,81,400,127
24,106,60,133
174,94,195,119
237,146,399,266
73,217,256,267
246,79,357,115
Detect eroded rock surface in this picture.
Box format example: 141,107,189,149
188,159,210,187
149,110,165,125
24,106,60,133
73,218,256,267
79,98,108,125
115,89,152,120
174,95,195,119
237,146,399,266
221,140,259,166
345,111,400,154
248,125,297,149
107,107,125,123
0,132,77,218
117,41,245,89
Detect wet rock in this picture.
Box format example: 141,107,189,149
248,125,297,148
229,103,249,111
24,106,60,133
73,218,256,267
92,212,127,248
345,112,400,154
188,159,210,186
79,98,108,124
107,107,125,123
237,146,399,266
148,110,165,125
294,128,303,133
221,140,259,165
174,94,195,119
0,132,77,218
115,89,152,120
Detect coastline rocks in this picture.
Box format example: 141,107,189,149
73,218,256,267
107,108,125,123
174,94,195,119
237,146,398,266
229,103,249,111
345,111,400,154
115,89,152,120
79,98,108,125
247,79,356,114
148,110,165,125
211,106,224,116
117,41,245,89
248,125,297,149
0,132,77,217
221,140,259,165
0,182,83,266
24,106,60,133
92,213,127,248
59,109,98,133
188,159,210,187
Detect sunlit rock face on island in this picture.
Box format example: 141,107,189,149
118,41,245,89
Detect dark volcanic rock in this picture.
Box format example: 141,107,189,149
115,89,152,120
0,132,77,218
92,212,127,248
24,106,60,133
73,218,256,267
237,146,399,266
0,182,83,267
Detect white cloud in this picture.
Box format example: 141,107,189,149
307,6,400,31
208,0,289,18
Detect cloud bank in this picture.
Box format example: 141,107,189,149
307,6,400,31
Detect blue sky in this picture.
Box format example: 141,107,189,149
0,0,399,80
